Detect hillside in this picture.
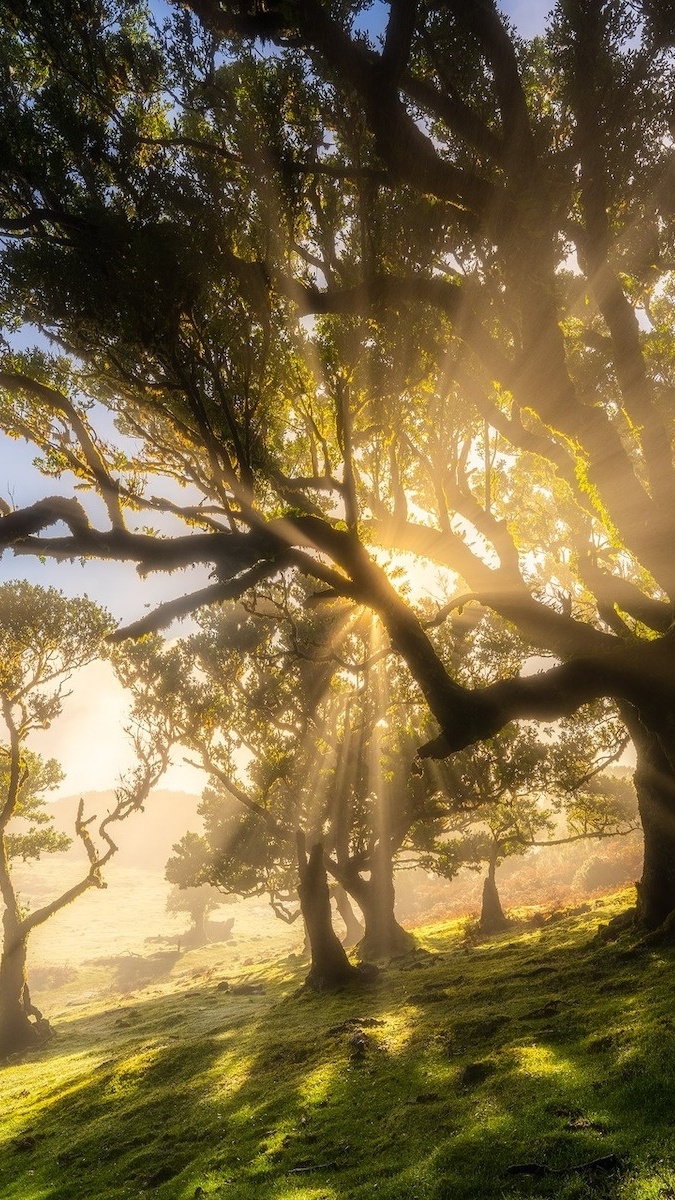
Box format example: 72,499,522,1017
10,785,643,977
46,789,205,873
1,892,674,1200
12,789,301,971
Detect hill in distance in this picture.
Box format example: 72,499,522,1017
48,788,204,874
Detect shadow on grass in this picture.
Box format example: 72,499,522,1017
90,949,184,993
2,905,675,1200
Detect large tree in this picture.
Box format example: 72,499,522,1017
2,1,675,928
122,589,417,975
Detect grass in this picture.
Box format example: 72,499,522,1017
3,889,675,1200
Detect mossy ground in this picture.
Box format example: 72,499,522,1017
2,890,675,1200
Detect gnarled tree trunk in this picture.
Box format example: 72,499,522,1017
297,834,358,989
621,705,675,930
0,906,49,1058
331,883,364,948
341,843,415,959
479,855,508,934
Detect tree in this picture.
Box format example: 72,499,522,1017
418,718,638,933
3,750,70,864
165,879,223,946
3,2,675,930
125,590,413,973
412,616,636,931
121,599,366,985
0,580,171,1057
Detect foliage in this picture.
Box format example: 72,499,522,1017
412,616,636,893
0,580,113,730
0,580,172,1052
3,1,675,922
165,880,221,926
0,579,113,875
2,750,69,863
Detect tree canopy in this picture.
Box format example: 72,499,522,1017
1,0,675,926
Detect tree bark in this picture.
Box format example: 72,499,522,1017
479,856,509,934
357,886,415,958
0,911,48,1058
623,708,675,930
629,720,672,926
296,834,359,989
341,845,415,958
0,826,51,1057
331,883,364,948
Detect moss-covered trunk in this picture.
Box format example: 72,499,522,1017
620,703,675,931
343,845,415,958
297,835,358,989
0,821,49,1056
0,909,41,1058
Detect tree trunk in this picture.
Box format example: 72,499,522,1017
297,834,359,989
190,906,208,946
331,883,364,948
621,703,675,931
0,835,51,1057
479,857,509,934
343,846,415,958
632,727,675,929
358,885,415,957
0,913,47,1058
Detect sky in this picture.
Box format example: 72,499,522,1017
505,0,553,37
0,0,555,798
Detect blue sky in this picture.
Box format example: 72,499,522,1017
355,1,552,40
505,0,553,37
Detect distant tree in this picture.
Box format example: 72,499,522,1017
417,707,637,933
126,584,422,971
0,581,171,1057
126,599,367,986
165,880,222,946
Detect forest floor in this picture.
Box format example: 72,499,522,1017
1,888,674,1200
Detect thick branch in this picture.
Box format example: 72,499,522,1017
0,372,125,529
109,558,289,642
416,652,664,759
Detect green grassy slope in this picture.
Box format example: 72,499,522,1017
1,891,674,1200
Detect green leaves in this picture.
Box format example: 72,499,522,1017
0,581,112,731
2,748,70,863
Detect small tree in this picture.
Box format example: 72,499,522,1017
122,599,367,987
126,589,422,971
0,581,171,1057
165,880,222,946
417,710,637,933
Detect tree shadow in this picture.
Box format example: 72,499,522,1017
90,949,184,993
1,912,675,1199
